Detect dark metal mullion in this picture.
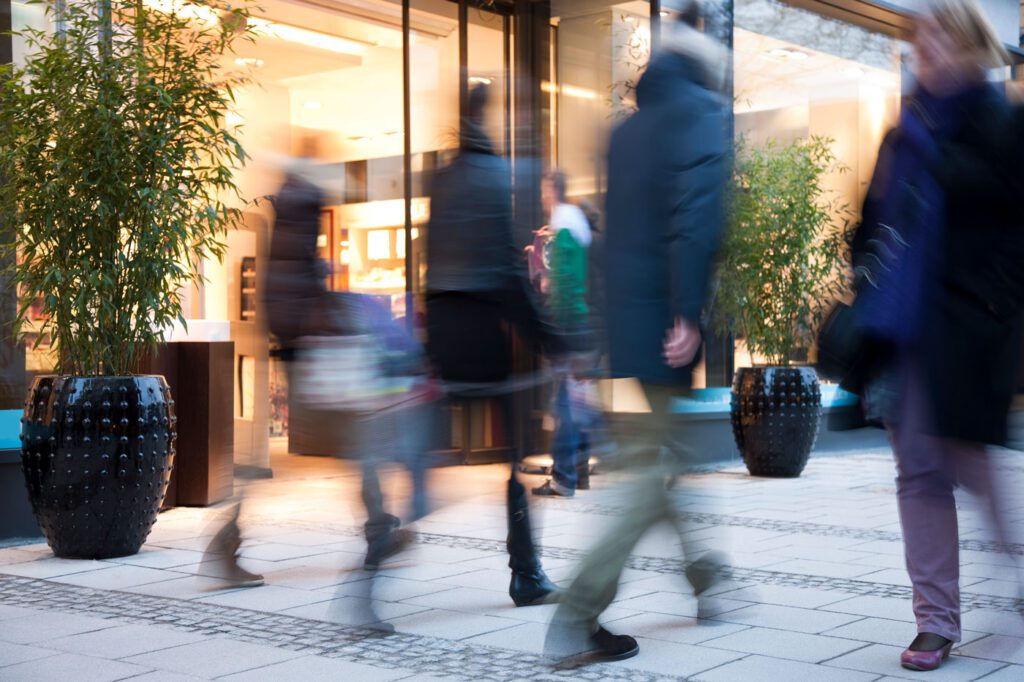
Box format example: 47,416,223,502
458,0,468,135
651,0,661,53
0,0,11,65
503,12,511,157
402,0,413,303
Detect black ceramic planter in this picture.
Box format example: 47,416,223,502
20,376,177,559
730,367,821,478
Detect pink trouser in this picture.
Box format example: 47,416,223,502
890,370,1012,642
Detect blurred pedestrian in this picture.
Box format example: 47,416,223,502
263,138,428,583
532,170,597,498
545,3,731,665
848,0,1023,671
425,83,562,607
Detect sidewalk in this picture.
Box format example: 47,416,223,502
1,446,1022,681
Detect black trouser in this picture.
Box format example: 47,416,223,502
427,290,548,575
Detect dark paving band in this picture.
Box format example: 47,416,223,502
242,514,1024,614
0,574,676,682
535,499,1024,557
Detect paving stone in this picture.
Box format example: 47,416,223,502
958,635,1024,665
710,603,864,634
106,549,208,570
0,558,110,580
122,638,304,678
388,608,522,641
0,652,152,681
823,617,989,647
601,612,751,645
122,672,210,682
196,584,334,612
620,637,745,678
280,596,429,627
765,559,881,580
700,626,868,663
330,576,457,603
821,595,917,622
824,643,1004,680
217,654,411,681
715,584,852,610
973,664,1024,681
694,654,879,682
0,639,58,666
46,623,208,659
48,565,188,590
0,611,117,644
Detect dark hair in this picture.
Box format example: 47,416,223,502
543,169,568,203
675,0,703,29
468,83,490,122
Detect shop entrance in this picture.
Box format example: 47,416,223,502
227,0,542,465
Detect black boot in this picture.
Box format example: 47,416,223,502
365,513,415,570
576,457,591,491
507,475,560,606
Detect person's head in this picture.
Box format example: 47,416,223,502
673,0,704,31
541,170,568,214
910,0,1007,95
461,83,492,151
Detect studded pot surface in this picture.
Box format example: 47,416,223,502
730,367,821,478
21,376,176,559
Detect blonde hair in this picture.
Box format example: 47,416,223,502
926,0,1009,68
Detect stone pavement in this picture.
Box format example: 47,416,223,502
1,444,1023,681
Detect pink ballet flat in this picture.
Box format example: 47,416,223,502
901,640,953,671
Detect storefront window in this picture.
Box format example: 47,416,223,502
731,0,902,368
550,1,651,206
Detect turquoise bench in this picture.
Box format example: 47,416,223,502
670,384,859,415
1,407,42,542
0,409,19,450
603,384,872,466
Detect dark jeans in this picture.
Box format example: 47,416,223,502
551,378,586,493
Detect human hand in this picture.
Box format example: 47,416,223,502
663,317,701,368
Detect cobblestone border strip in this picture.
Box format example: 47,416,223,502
0,574,678,682
535,500,1024,556
241,515,1024,614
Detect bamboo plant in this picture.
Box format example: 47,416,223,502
713,136,851,366
0,0,254,376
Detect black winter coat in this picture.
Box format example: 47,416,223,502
604,52,730,387
424,128,562,369
924,92,1024,445
265,172,359,346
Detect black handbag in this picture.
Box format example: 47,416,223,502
816,301,864,385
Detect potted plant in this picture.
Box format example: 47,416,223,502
713,136,850,477
0,1,252,558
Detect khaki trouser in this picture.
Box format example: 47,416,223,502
552,383,712,631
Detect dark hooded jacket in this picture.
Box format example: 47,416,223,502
425,118,524,293
265,169,359,346
853,90,1024,444
604,34,730,387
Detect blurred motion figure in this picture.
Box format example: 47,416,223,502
424,84,563,608
546,2,731,665
847,0,1024,671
